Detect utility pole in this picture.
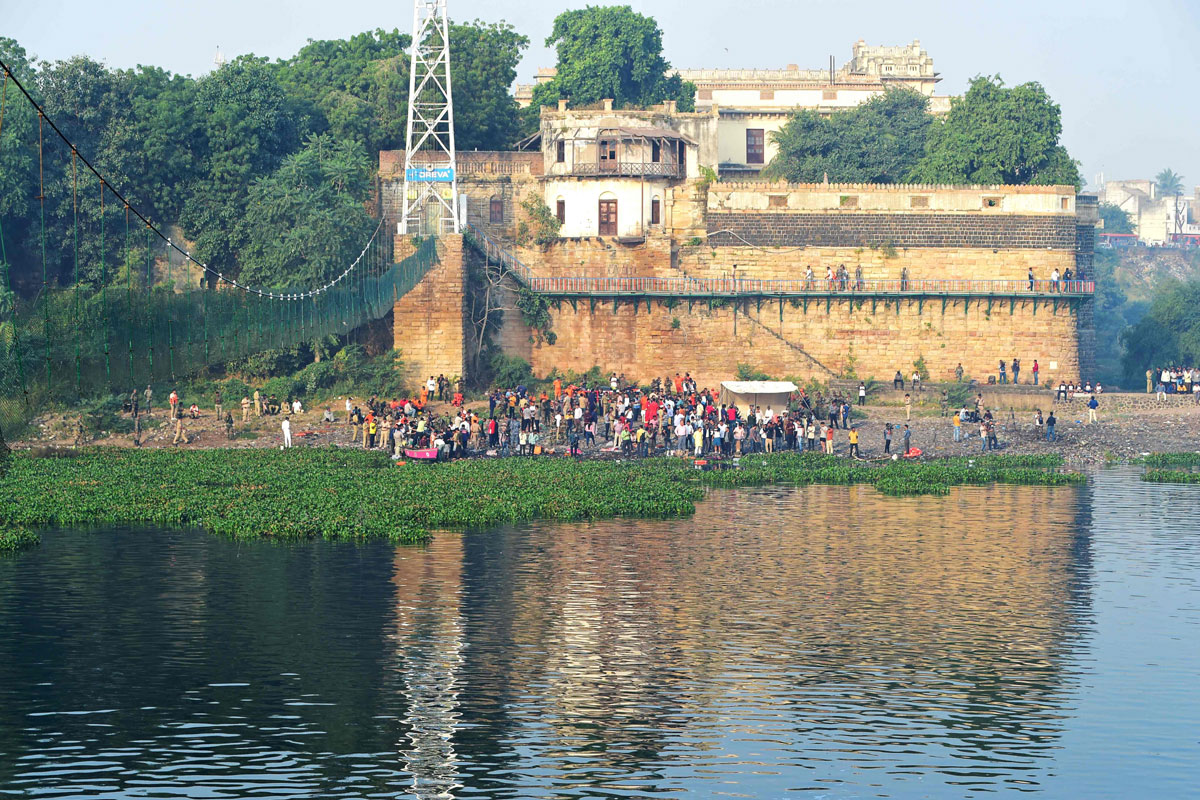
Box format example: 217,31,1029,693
400,0,460,236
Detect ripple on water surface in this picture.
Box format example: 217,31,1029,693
0,471,1197,798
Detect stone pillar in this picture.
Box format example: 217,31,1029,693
392,234,469,387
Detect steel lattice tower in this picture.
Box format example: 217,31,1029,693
399,0,460,235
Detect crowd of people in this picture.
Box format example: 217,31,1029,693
309,373,923,462
1149,366,1200,401
122,363,1120,458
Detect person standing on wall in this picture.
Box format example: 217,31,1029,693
1032,360,1039,386
1012,358,1020,384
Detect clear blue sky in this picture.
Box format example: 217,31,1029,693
4,0,1197,191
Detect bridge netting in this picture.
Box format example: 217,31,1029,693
0,61,438,438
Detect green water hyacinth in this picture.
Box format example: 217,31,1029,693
0,528,39,552
1137,453,1200,467
0,449,1084,544
1142,469,1200,484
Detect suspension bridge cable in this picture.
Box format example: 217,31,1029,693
0,58,386,302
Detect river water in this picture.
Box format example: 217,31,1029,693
0,468,1197,798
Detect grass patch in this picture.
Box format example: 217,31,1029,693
0,450,1085,545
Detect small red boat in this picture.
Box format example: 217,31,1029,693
404,447,440,462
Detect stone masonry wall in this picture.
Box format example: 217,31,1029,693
392,235,468,385
707,211,1078,250
522,297,1087,389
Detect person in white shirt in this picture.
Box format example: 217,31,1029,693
281,416,292,448
292,399,302,414
1050,268,1061,290
426,376,437,395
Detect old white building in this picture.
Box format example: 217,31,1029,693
519,100,717,239
516,41,953,178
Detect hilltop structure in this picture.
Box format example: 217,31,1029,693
384,67,1095,389
1099,179,1198,244
516,41,954,177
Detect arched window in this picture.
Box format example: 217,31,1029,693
489,196,503,224
556,197,566,224
651,196,661,226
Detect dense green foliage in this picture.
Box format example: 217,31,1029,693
0,450,1083,546
1143,469,1200,484
529,6,694,118
1098,203,1134,235
911,76,1080,188
0,23,525,291
0,527,37,552
1120,280,1200,384
1137,452,1200,467
763,89,931,183
762,76,1079,188
236,134,375,288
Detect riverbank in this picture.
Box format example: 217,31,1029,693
0,450,1087,550
12,392,1199,468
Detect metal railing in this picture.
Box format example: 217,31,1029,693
520,276,1096,297
567,162,682,178
461,223,1095,298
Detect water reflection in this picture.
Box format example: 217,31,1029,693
5,475,1196,798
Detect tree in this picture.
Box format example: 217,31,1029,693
1098,203,1134,235
236,133,374,288
448,21,528,151
762,89,931,183
274,29,412,155
911,76,1080,188
0,39,40,295
1120,279,1200,385
1155,168,1183,197
181,56,298,278
529,6,694,113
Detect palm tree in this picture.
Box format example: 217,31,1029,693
1155,168,1184,196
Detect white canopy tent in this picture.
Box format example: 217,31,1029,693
718,381,797,416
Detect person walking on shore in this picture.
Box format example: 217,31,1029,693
1046,411,1057,442
883,423,893,455
1088,394,1099,424
848,427,860,458
254,389,262,417
902,424,912,456
282,416,292,448
144,385,153,417
953,411,962,442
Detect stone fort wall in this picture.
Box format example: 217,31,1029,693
389,181,1096,388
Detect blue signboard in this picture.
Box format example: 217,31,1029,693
405,166,455,182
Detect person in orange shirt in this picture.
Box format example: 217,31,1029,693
553,378,562,400
420,387,428,406
673,373,683,394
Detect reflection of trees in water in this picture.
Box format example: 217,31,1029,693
0,533,403,794
437,482,1094,794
